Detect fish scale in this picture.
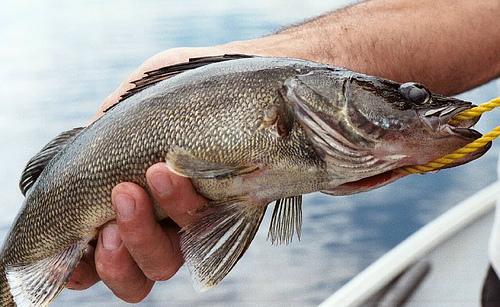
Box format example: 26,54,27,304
0,55,489,306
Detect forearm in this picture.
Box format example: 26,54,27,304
95,0,500,120
226,0,500,95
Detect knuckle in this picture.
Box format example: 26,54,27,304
147,272,171,282
133,238,181,282
122,231,148,248
97,262,127,282
120,292,148,304
143,258,180,282
112,279,153,303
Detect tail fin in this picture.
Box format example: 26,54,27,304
0,261,15,307
3,238,90,306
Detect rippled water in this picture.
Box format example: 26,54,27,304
1,1,499,306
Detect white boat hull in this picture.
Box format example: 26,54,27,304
320,182,500,306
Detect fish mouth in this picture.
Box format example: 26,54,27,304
419,105,481,140
418,103,491,169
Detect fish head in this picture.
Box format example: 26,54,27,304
284,68,489,194
342,74,486,165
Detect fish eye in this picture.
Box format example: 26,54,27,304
400,82,431,105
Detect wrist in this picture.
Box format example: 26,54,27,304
221,34,313,61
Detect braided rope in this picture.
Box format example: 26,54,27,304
449,97,500,125
397,97,500,175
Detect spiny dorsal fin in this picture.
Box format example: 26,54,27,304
181,198,266,292
114,54,255,106
268,196,303,245
166,147,261,179
19,127,84,195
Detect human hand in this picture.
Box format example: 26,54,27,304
67,163,207,302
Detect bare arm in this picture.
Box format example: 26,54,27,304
78,0,500,302
235,0,500,95
93,0,500,123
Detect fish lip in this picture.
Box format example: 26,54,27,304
419,105,481,139
418,103,490,170
439,140,491,170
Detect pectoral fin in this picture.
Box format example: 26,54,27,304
268,196,302,245
259,97,295,138
180,198,266,292
6,238,90,306
167,148,260,179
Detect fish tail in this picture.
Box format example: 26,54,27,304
1,238,90,306
0,261,15,306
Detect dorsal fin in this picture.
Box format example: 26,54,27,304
19,127,84,195
107,54,255,112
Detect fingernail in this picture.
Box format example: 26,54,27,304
101,223,121,251
150,170,172,198
115,193,135,220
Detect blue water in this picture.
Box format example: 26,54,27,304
1,1,499,306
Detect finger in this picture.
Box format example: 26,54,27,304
146,163,208,228
95,221,154,303
112,182,184,282
66,244,100,290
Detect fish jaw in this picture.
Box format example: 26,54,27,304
378,100,487,166
409,102,490,168
321,170,405,196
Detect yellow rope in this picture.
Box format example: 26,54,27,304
449,97,500,125
397,97,500,175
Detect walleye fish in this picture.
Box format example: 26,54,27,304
0,55,489,306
